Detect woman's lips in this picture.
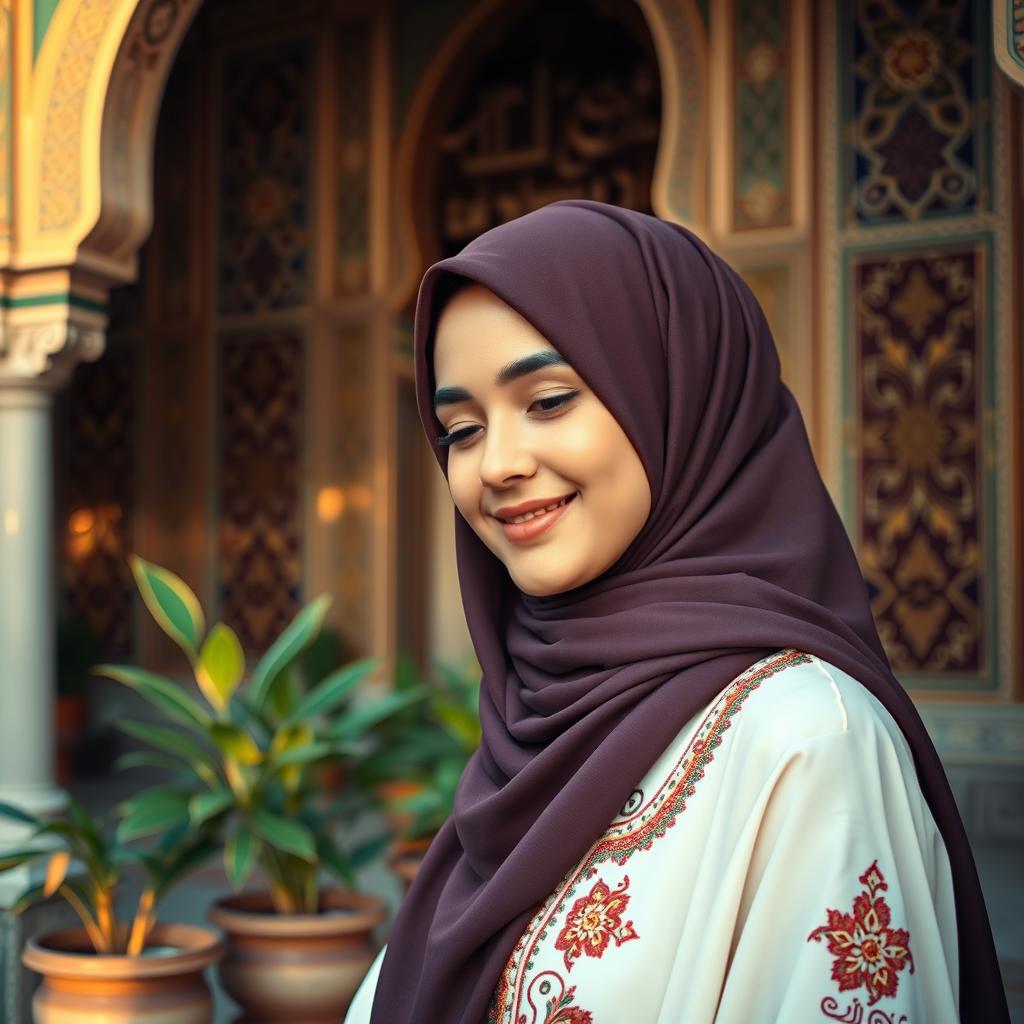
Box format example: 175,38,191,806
498,493,577,543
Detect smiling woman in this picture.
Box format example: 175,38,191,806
343,201,1008,1024
431,283,651,596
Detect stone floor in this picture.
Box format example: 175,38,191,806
37,772,1022,1022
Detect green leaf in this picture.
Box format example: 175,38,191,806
349,832,390,870
29,822,94,871
248,595,332,711
250,810,316,862
0,801,41,828
53,796,107,874
189,788,234,826
116,790,191,843
284,657,380,727
153,836,220,901
114,751,209,785
11,882,46,914
0,849,48,872
268,741,336,769
436,697,482,749
195,623,245,712
129,555,205,658
117,720,221,779
224,828,258,890
209,723,263,766
267,668,302,722
332,688,428,741
95,664,211,730
315,833,355,888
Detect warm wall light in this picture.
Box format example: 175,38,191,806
3,509,19,536
68,509,95,535
317,486,346,523
66,505,123,561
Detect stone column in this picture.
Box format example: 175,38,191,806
0,320,104,906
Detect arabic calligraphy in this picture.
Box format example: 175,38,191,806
435,0,660,252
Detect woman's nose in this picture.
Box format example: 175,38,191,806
478,422,536,486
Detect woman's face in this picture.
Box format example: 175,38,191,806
431,283,652,597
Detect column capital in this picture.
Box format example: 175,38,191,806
0,318,106,392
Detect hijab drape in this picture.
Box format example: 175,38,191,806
369,201,1007,1023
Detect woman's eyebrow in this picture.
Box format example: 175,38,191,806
433,351,569,409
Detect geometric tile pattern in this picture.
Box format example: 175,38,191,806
842,0,990,225
854,244,986,676
217,330,304,654
218,36,313,313
733,0,791,229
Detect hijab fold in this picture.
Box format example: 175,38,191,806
369,201,1007,1024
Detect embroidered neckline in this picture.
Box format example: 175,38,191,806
488,648,813,1024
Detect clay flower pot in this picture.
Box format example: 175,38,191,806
22,922,222,1024
208,888,386,1023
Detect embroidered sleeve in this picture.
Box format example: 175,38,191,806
712,715,959,1024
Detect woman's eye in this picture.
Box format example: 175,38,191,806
435,391,579,447
530,390,579,414
436,425,481,447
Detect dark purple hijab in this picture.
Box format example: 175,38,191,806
369,201,1006,1023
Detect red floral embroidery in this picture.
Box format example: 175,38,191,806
808,861,915,1006
541,984,592,1024
819,995,908,1022
553,875,639,972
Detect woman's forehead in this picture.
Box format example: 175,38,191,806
432,283,565,379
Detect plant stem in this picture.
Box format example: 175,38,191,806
95,888,116,952
127,887,156,956
58,884,108,953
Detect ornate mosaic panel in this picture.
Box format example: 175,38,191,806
841,0,990,226
436,0,660,256
217,330,304,653
336,23,371,296
60,345,137,657
733,0,790,230
852,243,990,679
218,35,313,314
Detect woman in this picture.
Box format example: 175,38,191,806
346,201,1007,1023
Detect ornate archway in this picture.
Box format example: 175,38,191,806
390,0,708,311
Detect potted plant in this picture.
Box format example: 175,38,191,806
358,652,481,889
96,555,423,1023
0,796,222,1024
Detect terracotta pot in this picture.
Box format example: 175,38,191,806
22,922,222,1024
208,888,386,1023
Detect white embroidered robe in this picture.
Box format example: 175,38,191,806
345,649,960,1024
